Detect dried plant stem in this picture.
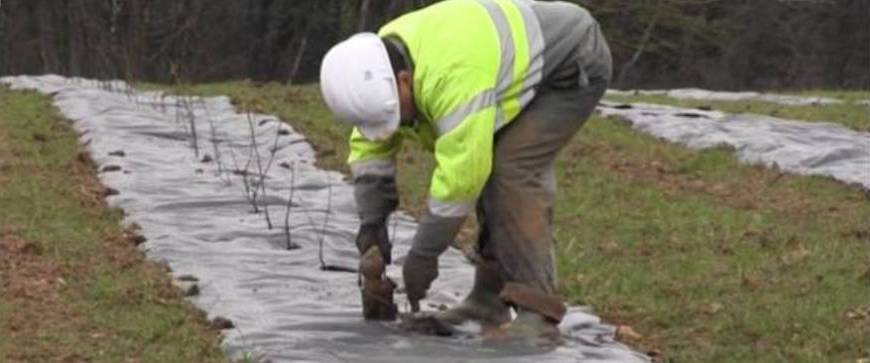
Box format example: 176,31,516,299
283,163,296,250
240,111,260,214
317,173,333,269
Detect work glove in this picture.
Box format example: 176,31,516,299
352,173,398,263
403,213,465,311
403,251,438,311
355,221,391,264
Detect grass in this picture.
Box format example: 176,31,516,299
171,81,869,362
0,87,227,362
604,91,870,132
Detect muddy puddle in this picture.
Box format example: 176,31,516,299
1,75,649,363
599,101,870,190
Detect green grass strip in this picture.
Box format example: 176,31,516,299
0,87,226,363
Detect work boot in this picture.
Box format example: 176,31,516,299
488,282,564,342
498,309,560,339
434,261,511,328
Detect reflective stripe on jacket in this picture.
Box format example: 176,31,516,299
348,0,546,218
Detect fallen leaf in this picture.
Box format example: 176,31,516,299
781,238,811,264
704,302,724,315
846,306,870,320
600,239,622,254
616,325,643,341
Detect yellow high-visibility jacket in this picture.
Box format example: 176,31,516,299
349,0,550,219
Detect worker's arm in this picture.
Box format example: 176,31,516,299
348,128,402,262
405,68,498,306
414,68,497,257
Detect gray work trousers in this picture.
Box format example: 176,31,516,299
477,72,608,296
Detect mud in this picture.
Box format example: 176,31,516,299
1,75,648,363
359,246,398,321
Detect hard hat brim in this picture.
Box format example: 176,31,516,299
357,109,400,141
319,32,401,142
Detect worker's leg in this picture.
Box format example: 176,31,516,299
431,200,510,328
479,73,608,330
436,73,607,331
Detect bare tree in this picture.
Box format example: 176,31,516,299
287,23,311,85
615,0,661,88
0,0,7,75
1,0,867,89
357,0,371,32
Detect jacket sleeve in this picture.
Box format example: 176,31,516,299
410,68,498,258
348,128,402,225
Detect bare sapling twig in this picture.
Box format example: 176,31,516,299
174,96,183,126
261,123,283,175
251,121,285,230
317,173,332,269
186,96,200,158
197,97,231,184
244,110,263,216
168,64,199,158
283,162,297,250
250,120,282,229
317,173,355,273
174,95,200,158
224,124,258,212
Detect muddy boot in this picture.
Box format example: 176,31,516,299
434,261,511,328
488,309,560,342
486,282,565,341
359,246,398,321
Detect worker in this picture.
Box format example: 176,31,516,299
320,0,611,339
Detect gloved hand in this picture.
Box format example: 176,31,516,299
355,222,391,264
402,212,465,311
403,251,439,312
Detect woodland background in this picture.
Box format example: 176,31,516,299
0,0,867,90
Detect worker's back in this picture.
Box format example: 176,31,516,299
378,0,610,130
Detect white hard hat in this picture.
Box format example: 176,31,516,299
320,33,400,141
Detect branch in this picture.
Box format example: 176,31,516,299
283,162,297,250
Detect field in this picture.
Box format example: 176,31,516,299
3,81,868,362
177,82,870,363
604,90,870,132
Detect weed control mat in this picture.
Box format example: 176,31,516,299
1,75,648,363
599,101,870,190
606,88,849,106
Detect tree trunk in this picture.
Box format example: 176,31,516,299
248,0,274,80
357,0,371,32
288,24,310,85
0,0,8,74
616,1,660,89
